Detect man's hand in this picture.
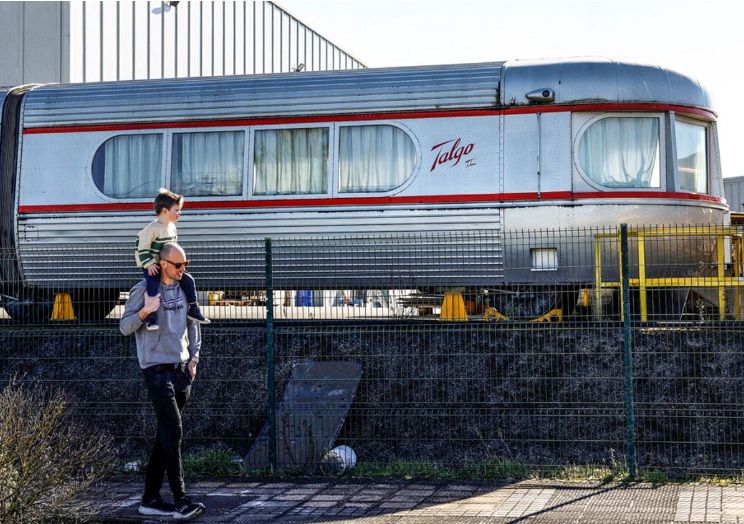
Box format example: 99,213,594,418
140,293,160,317
187,360,198,382
147,265,160,276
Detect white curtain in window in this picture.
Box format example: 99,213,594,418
254,128,328,194
339,125,415,192
172,131,244,196
579,117,660,188
103,134,162,197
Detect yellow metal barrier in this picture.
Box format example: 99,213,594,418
484,307,509,321
482,307,562,322
440,291,468,321
52,292,76,321
530,308,563,323
594,226,744,321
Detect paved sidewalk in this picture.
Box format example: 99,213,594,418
93,477,744,523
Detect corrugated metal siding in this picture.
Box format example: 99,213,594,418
17,207,504,288
21,63,503,127
0,90,7,127
724,177,744,212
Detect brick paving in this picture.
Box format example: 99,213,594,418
90,477,744,523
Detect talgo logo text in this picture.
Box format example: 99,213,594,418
430,138,475,172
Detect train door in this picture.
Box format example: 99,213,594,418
502,110,571,199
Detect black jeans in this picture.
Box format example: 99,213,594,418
142,363,192,502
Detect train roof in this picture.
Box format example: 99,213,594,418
501,57,712,111
19,57,713,128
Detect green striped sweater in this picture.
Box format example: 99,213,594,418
135,220,178,268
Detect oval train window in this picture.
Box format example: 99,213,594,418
578,117,660,188
339,125,416,193
92,134,163,198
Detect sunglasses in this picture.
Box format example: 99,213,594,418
162,259,190,269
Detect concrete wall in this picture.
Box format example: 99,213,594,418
0,1,69,87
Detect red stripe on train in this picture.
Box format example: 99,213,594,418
17,191,725,214
22,103,716,135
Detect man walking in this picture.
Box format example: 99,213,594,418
120,242,206,520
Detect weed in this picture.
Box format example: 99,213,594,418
183,444,245,477
352,460,457,479
638,469,669,484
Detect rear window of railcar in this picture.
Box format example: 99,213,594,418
675,120,707,193
578,116,661,188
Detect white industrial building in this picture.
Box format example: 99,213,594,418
0,1,363,86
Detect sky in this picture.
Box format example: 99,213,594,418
280,0,744,178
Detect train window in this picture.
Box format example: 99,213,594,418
253,128,328,195
171,131,244,196
676,120,707,193
338,125,416,192
92,134,163,198
531,248,558,271
578,117,660,188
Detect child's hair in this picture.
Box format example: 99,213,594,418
154,188,184,215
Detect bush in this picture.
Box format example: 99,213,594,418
0,379,115,523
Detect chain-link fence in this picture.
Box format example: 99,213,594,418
1,224,743,477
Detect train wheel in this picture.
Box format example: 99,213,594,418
490,288,561,320
70,289,120,322
4,291,54,323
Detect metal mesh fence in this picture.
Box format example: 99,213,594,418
1,224,743,476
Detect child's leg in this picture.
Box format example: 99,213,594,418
142,268,160,325
180,272,210,323
178,272,198,305
143,268,160,297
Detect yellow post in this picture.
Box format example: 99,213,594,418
440,291,468,321
208,291,223,306
593,236,603,319
617,231,624,321
51,293,76,321
638,233,647,321
717,234,726,320
736,236,743,320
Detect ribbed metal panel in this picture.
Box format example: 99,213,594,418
17,207,504,288
0,90,7,128
22,63,503,127
724,177,744,213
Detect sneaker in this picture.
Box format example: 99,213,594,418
138,496,175,516
187,304,211,324
173,497,205,520
146,321,160,331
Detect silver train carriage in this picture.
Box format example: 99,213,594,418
0,57,728,319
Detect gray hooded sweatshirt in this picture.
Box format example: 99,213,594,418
120,280,201,369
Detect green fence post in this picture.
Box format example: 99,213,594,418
265,237,276,472
620,224,637,479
